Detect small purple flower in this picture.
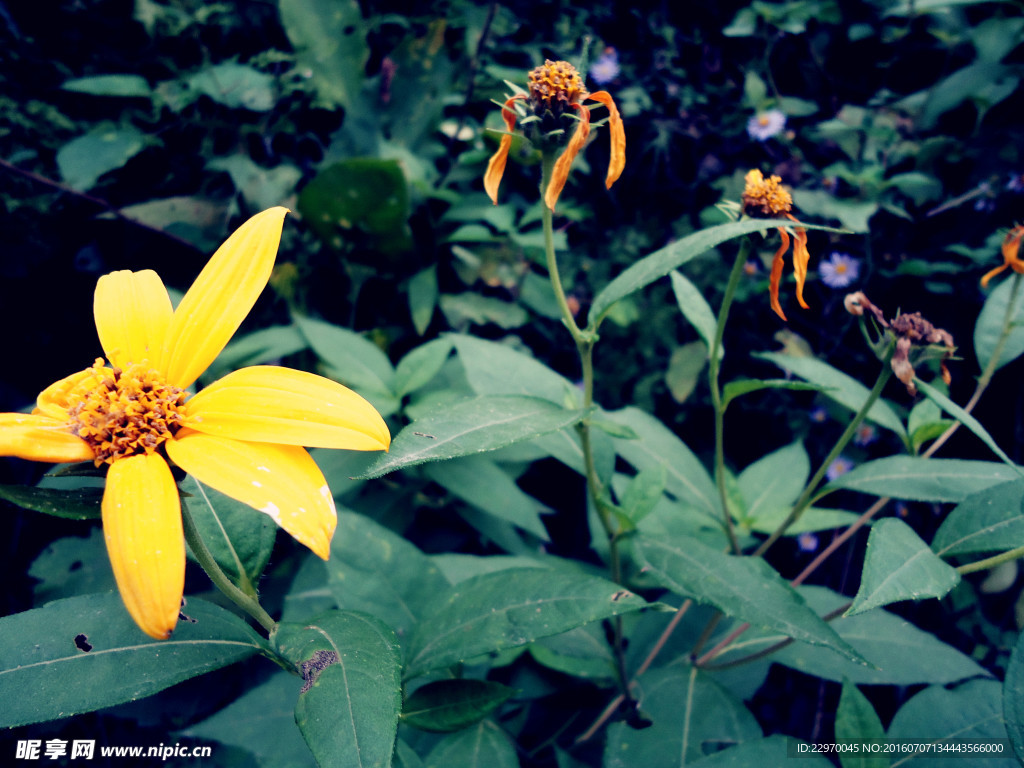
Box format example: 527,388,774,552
852,423,877,447
589,48,620,85
825,456,854,482
747,109,786,141
1007,173,1024,193
810,405,828,424
797,532,819,552
819,252,860,289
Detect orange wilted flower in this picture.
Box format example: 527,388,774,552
980,225,1024,288
484,59,625,211
741,169,812,321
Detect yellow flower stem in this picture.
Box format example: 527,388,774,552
752,342,895,559
180,499,277,634
709,237,753,554
540,150,628,693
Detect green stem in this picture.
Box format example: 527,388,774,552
540,150,628,692
958,545,1024,575
753,344,895,558
180,500,277,634
709,238,752,554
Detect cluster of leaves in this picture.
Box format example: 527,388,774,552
3,0,1024,766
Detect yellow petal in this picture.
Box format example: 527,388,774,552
161,207,288,390
587,91,625,189
34,367,109,421
165,430,337,559
102,453,184,640
184,365,390,451
545,103,591,212
0,413,95,463
94,269,173,368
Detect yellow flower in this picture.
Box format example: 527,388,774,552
484,59,625,211
980,224,1024,288
0,208,390,639
741,169,811,321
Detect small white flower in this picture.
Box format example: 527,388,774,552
819,252,861,289
747,109,786,141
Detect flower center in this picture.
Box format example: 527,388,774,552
741,169,793,217
835,263,848,274
528,59,586,113
66,358,187,464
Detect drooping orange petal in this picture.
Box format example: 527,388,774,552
0,413,95,463
94,269,173,369
34,367,109,421
184,365,390,451
102,453,184,640
165,430,337,559
161,207,288,390
484,97,523,205
788,217,811,310
769,228,791,321
981,262,1009,289
544,103,591,212
587,91,625,189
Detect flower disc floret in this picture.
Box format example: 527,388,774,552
741,169,793,217
528,59,586,112
64,359,187,464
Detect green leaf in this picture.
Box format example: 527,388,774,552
278,0,368,110
664,341,707,403
423,456,550,540
62,74,152,97
604,666,762,768
277,611,402,768
394,337,453,398
408,265,439,336
976,274,1024,373
932,479,1024,556
204,324,308,384
402,679,516,733
888,679,1014,764
452,333,574,403
836,680,888,768
824,457,1020,502
208,154,301,210
357,396,587,479
605,407,719,521
0,595,264,728
721,586,987,685
439,293,528,330
56,124,147,191
846,518,960,616
404,568,649,678
589,219,843,328
738,441,809,526
791,189,878,232
298,159,412,256
292,312,396,395
670,270,721,358
113,196,232,253
664,735,834,766
188,63,276,111
915,378,1021,469
529,623,617,682
29,529,115,603
756,352,908,443
1004,629,1024,764
423,721,519,768
325,512,449,639
181,475,277,587
0,483,102,520
183,670,317,768
632,535,865,665
619,464,667,526
722,378,827,409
